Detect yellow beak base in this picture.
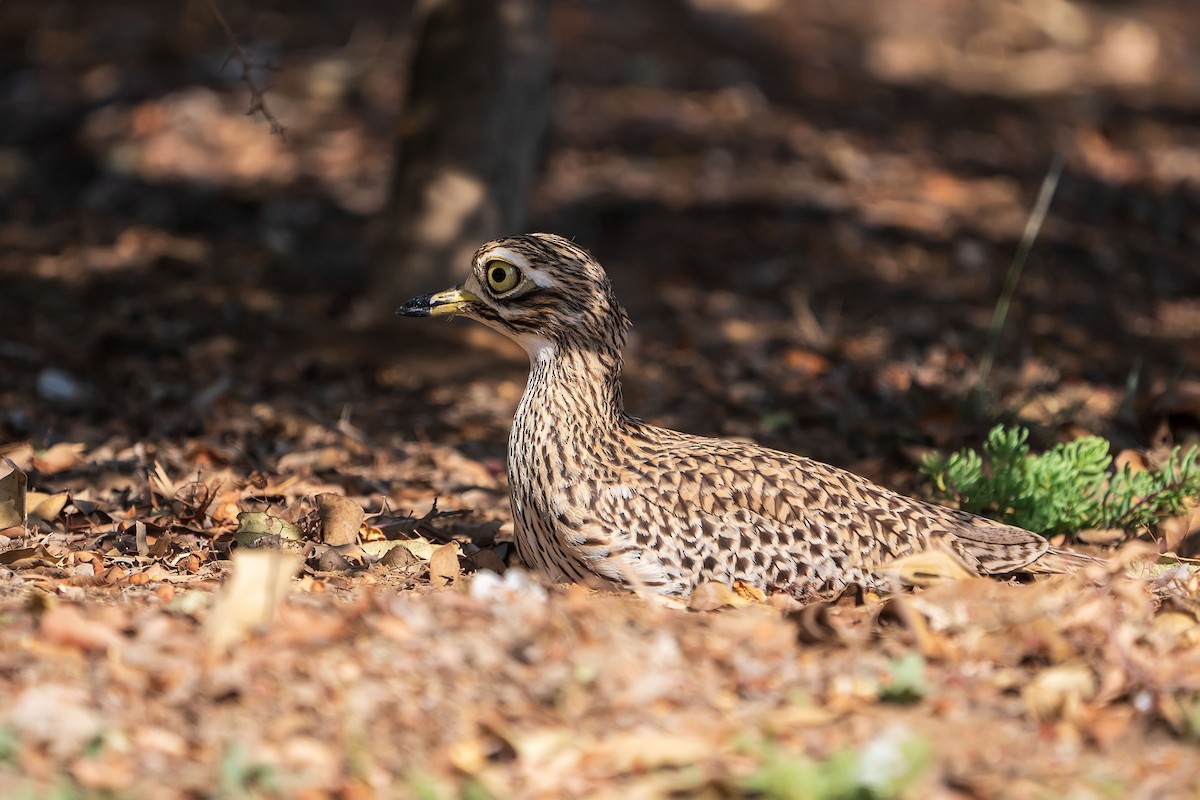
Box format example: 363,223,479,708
396,288,479,317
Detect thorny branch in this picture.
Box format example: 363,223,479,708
198,0,287,140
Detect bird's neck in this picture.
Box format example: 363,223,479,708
515,338,627,451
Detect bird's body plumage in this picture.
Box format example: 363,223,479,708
399,233,1090,599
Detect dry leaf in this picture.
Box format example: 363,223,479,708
787,601,843,645
380,544,421,570
583,730,713,773
362,537,438,562
33,442,86,474
732,579,767,603
469,548,507,575
70,755,136,791
0,545,63,569
687,581,760,611
0,460,27,528
1023,663,1097,722
277,447,348,473
316,493,364,546
26,491,69,522
429,542,462,589
38,604,120,652
876,594,944,657
150,461,178,499
1077,528,1125,545
234,511,304,547
882,546,977,586
206,549,301,650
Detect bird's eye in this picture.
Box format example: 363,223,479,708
486,260,521,294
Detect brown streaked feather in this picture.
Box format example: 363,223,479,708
403,233,1102,599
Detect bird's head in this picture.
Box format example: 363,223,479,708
397,233,631,359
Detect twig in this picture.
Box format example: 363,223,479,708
198,0,287,140
972,153,1064,408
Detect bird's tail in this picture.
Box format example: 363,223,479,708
1023,547,1105,574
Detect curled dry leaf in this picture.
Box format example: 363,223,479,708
380,543,421,571
0,460,27,528
361,537,439,562
875,595,947,659
429,542,462,589
206,548,302,650
316,492,364,546
787,601,844,645
732,579,767,603
882,545,977,587
33,441,87,474
0,545,63,569
316,546,353,573
468,548,507,575
276,446,348,473
38,604,121,652
1023,663,1097,722
687,580,760,611
234,511,303,548
1077,528,1126,545
70,754,136,791
25,491,68,522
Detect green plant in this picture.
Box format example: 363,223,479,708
922,425,1200,537
740,729,930,800
218,740,280,799
877,653,927,705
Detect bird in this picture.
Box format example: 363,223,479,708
398,233,1095,600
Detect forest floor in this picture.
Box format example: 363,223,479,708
2,0,1200,797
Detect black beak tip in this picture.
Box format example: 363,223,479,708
396,293,433,317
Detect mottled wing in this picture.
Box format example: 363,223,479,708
601,427,1053,585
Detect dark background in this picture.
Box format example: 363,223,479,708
2,0,1199,491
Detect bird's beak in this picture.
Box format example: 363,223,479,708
396,287,479,317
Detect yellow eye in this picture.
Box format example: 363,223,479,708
485,260,521,293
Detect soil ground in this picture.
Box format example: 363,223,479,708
2,1,1200,797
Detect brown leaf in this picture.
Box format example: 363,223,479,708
27,491,68,522
732,579,767,603
687,581,749,611
234,511,303,547
876,595,949,659
316,493,365,546
315,547,351,572
882,545,977,586
0,545,62,569
380,543,421,571
39,604,120,652
33,442,86,474
0,460,27,528
206,549,302,650
362,537,438,562
1148,381,1200,423
468,548,507,575
1077,528,1126,545
71,755,136,791
1023,663,1097,722
429,542,462,589
148,531,174,559
787,601,843,645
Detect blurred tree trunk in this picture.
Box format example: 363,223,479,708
370,0,550,308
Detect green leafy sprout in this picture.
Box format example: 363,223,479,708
741,728,930,800
921,425,1200,537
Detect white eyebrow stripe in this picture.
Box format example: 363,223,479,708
480,247,529,270
520,266,555,288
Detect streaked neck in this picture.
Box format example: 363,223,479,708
518,338,625,436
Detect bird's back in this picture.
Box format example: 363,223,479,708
564,420,1060,598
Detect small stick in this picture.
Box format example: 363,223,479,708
973,153,1064,408
198,0,287,140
